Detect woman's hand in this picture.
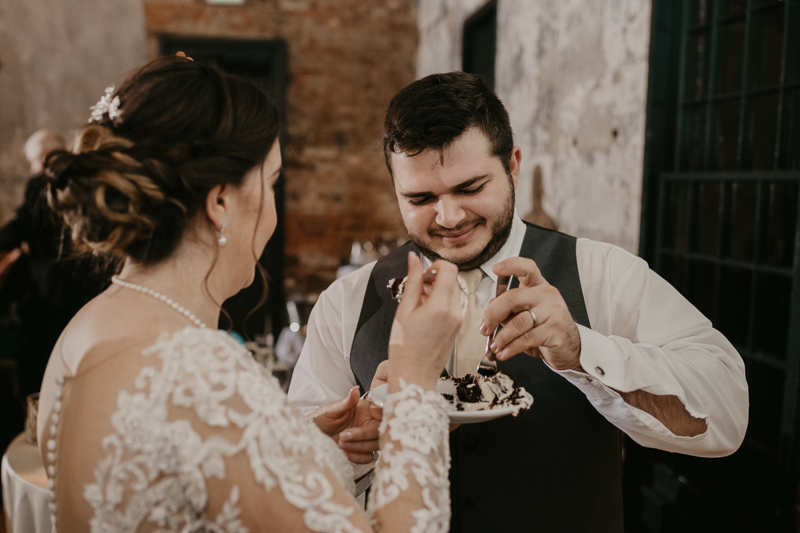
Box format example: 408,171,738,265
370,360,390,390
310,386,383,463
387,253,461,392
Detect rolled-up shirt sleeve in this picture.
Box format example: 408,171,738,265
553,239,748,457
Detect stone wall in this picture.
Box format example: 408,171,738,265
145,0,418,293
0,0,148,223
417,0,652,253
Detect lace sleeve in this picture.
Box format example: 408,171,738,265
367,381,451,533
81,329,451,533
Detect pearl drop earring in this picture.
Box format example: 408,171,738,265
218,219,228,246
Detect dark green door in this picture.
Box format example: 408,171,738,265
631,0,800,531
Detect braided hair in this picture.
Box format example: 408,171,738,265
45,56,280,265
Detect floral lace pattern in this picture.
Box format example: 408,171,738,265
368,382,451,533
84,328,355,532
80,328,451,532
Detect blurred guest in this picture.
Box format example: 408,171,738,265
0,130,110,398
24,129,65,175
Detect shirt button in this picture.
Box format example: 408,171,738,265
463,438,478,452
595,366,605,376
465,495,478,507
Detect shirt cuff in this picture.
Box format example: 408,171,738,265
578,324,635,389
551,325,709,441
548,325,623,393
551,366,621,402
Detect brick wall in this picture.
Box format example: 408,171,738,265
145,0,417,294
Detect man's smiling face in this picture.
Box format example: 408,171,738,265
391,127,521,270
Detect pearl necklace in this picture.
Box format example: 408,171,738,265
111,275,208,329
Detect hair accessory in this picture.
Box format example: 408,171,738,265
218,219,228,246
88,86,122,123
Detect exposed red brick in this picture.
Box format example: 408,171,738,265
144,0,416,294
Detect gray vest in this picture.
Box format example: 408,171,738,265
351,223,623,532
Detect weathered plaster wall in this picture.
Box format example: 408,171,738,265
417,0,652,253
417,0,486,78
0,0,148,222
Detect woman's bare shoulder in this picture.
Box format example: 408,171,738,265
57,290,199,376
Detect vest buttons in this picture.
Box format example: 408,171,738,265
595,366,605,376
463,438,478,452
465,495,478,508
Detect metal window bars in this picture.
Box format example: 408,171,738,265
655,0,800,462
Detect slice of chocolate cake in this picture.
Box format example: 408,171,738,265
440,371,533,416
453,374,485,403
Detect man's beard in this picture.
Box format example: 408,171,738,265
406,182,515,271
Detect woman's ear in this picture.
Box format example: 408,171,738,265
205,184,229,230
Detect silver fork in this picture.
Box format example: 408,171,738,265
476,275,512,376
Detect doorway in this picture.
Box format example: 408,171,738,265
159,36,289,342
633,0,800,531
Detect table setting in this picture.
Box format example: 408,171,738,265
2,393,52,533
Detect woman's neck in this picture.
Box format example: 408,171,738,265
116,245,228,330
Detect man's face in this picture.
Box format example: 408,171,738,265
391,127,521,270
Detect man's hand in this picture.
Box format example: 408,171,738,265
483,258,707,437
481,257,583,371
310,387,383,464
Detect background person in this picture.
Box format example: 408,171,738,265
0,129,109,399
24,129,65,175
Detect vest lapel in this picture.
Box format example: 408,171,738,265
350,241,417,393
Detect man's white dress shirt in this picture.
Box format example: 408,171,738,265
288,214,748,457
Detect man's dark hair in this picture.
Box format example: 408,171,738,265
383,71,513,177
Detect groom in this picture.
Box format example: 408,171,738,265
289,72,748,532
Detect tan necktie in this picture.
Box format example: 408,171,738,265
455,269,486,377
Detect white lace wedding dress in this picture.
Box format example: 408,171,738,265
38,327,450,533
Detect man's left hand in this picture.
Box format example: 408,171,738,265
311,387,383,464
481,257,583,372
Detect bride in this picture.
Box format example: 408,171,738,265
36,56,461,532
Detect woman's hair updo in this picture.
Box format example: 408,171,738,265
45,56,280,264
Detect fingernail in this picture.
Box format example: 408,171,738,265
496,349,505,360
490,342,497,352
479,323,487,334
340,431,352,441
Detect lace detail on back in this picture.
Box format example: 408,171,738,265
83,328,355,532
